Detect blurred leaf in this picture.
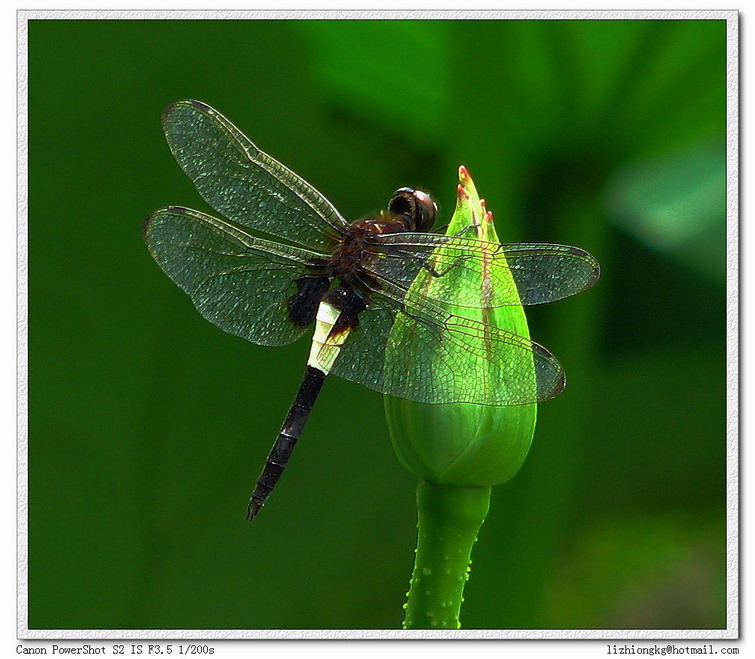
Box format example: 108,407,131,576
606,140,725,283
297,21,453,144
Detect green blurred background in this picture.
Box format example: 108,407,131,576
27,18,728,630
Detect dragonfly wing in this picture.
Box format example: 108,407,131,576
497,242,600,305
329,300,397,396
144,206,329,347
162,100,349,252
367,234,600,308
331,278,565,406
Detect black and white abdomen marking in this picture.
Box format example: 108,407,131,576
247,285,367,520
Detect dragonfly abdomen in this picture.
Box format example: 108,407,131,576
247,287,369,520
247,365,326,520
307,301,351,375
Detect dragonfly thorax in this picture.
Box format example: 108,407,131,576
327,217,405,281
327,187,437,282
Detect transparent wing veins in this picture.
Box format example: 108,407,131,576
329,271,565,405
162,100,349,251
144,206,328,347
366,233,600,308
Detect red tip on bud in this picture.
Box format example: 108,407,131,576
485,211,494,223
456,183,468,199
458,165,469,182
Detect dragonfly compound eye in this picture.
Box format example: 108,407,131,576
389,187,438,233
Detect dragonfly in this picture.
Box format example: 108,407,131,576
143,100,600,520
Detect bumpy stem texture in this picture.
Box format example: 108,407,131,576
403,480,491,629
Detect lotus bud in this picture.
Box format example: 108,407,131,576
385,166,537,486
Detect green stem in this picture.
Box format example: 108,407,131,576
403,480,491,629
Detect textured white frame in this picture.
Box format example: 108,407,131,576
16,8,739,642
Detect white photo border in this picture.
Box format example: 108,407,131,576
16,8,739,641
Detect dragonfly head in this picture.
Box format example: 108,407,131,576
388,187,438,233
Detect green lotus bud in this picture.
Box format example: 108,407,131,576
385,166,537,486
